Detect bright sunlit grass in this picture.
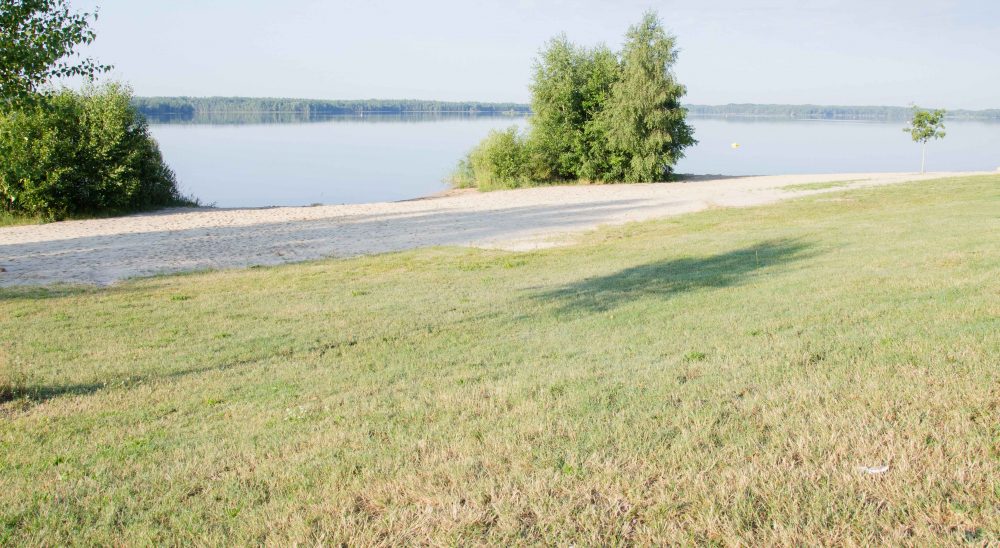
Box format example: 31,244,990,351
781,179,863,192
1,176,998,544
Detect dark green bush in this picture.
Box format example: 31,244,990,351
0,83,190,219
527,37,620,182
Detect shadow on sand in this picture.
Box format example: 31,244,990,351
0,198,686,286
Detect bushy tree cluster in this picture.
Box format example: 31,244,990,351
0,84,190,219
453,12,696,189
1,0,189,219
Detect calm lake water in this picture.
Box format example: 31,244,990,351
149,115,1000,208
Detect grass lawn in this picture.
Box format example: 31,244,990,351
1,176,998,545
0,212,108,228
0,205,200,228
0,211,114,227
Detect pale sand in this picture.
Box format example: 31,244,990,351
0,172,989,286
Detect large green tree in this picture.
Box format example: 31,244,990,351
0,0,109,108
598,11,695,182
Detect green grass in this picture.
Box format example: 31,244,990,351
0,211,139,227
0,212,48,227
782,179,863,192
0,201,201,227
2,176,998,545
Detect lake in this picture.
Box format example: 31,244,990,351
149,115,1000,208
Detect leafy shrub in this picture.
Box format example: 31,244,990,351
453,126,533,190
0,83,191,219
528,37,620,182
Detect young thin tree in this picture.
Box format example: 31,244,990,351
598,11,695,182
0,0,110,109
903,107,946,174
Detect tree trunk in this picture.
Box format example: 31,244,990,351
921,143,926,174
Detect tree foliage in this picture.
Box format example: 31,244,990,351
527,37,620,180
903,107,946,173
0,84,190,218
0,0,110,108
903,107,947,144
455,11,695,188
598,13,695,182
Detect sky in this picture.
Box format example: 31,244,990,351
70,0,1000,109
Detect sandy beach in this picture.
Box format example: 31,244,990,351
0,171,988,286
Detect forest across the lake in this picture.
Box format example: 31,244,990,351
132,96,1000,123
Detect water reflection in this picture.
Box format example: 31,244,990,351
147,114,1000,208
150,114,530,207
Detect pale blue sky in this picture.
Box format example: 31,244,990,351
72,0,999,109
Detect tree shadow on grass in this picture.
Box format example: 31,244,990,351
534,238,816,314
1,380,105,405
0,278,186,302
3,327,408,406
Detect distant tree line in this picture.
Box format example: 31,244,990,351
137,109,527,126
685,104,1000,121
133,98,1000,124
131,97,532,120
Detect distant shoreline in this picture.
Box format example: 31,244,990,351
133,97,1000,122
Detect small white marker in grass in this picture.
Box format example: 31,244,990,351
857,464,889,475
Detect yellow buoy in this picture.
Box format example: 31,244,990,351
731,142,741,149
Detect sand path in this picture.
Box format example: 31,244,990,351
0,172,988,286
